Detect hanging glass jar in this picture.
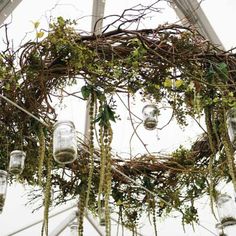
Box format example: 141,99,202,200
99,199,106,226
53,120,77,164
9,150,26,175
216,193,236,224
142,104,158,130
227,108,236,149
0,170,8,214
215,223,224,236
70,222,78,236
221,221,236,236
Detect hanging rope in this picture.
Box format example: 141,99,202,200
0,94,49,128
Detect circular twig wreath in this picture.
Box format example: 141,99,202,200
0,2,236,235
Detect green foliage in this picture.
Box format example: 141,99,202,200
81,85,93,100
183,205,198,224
95,104,116,127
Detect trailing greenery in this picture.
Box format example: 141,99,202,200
41,152,53,236
37,124,46,186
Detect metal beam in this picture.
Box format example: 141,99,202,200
48,209,106,236
110,217,145,236
85,211,106,236
6,204,76,236
0,0,23,25
91,0,106,33
49,210,77,236
170,0,225,50
82,2,107,235
84,0,106,139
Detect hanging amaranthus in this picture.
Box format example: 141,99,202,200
151,198,158,236
94,98,115,235
104,125,113,236
38,125,45,186
204,106,218,218
219,108,236,191
41,152,53,236
85,92,96,208
98,101,106,223
78,182,87,236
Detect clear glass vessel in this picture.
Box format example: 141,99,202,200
100,199,106,226
221,221,236,236
216,223,225,236
0,170,8,213
70,222,78,236
142,104,158,130
227,108,236,148
216,193,236,224
9,150,26,175
53,120,77,164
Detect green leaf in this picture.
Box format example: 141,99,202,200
5,83,10,91
36,31,44,38
94,113,102,123
103,105,110,123
175,79,184,88
132,48,139,58
81,85,92,100
216,62,228,80
132,61,139,68
95,89,105,101
33,21,40,29
116,199,123,206
163,78,172,88
105,104,116,122
57,16,65,27
206,64,215,81
94,104,116,127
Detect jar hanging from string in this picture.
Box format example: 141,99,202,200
227,108,236,149
0,170,8,214
70,222,78,236
215,223,224,236
142,104,158,130
99,199,106,226
9,150,26,175
220,221,236,236
216,193,236,224
53,120,77,164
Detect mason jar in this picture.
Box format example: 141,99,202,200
100,199,106,226
215,223,224,235
142,104,158,130
0,170,8,213
221,221,236,236
53,120,77,164
216,193,236,224
70,222,78,236
9,150,26,175
227,108,236,149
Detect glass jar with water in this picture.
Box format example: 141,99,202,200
53,120,77,164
